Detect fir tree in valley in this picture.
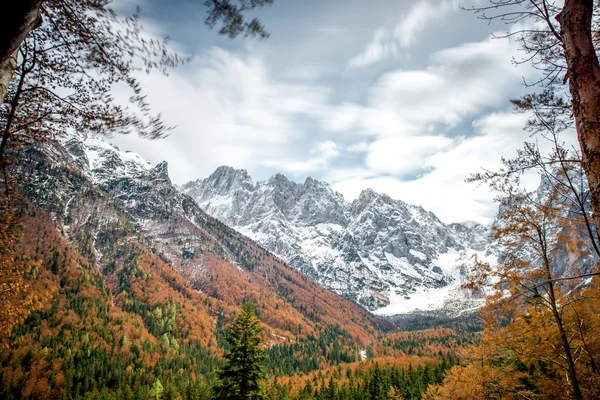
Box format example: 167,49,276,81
213,302,267,400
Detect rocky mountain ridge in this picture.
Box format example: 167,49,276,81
182,166,495,313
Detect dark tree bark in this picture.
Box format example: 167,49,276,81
555,3,600,397
557,0,600,233
0,0,43,103
0,51,17,103
0,0,43,65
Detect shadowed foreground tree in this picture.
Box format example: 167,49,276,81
213,302,267,400
465,0,600,250
0,0,273,65
0,0,273,164
0,0,273,96
0,1,183,165
557,1,600,233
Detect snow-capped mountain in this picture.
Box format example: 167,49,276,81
182,166,495,313
62,133,153,183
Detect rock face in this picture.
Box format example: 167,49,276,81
182,167,494,312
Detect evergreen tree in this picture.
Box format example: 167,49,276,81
213,302,267,400
368,364,387,400
150,379,164,400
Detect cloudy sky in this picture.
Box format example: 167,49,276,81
109,0,576,224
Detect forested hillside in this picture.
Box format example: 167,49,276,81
0,196,472,400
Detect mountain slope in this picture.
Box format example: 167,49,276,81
1,133,397,398
38,133,392,339
182,167,493,313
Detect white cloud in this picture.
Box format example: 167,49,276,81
262,140,340,173
365,136,453,175
348,0,459,68
325,30,550,223
330,36,533,138
348,27,400,69
283,64,333,81
347,142,370,153
331,110,580,224
322,103,365,133
330,112,532,223
110,47,330,183
393,0,459,48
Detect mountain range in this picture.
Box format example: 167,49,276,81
39,131,495,318
181,166,495,314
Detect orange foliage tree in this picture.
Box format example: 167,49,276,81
429,106,600,399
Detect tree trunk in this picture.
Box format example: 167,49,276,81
557,0,600,232
541,234,583,400
0,51,17,104
0,0,42,104
548,281,583,400
0,51,29,164
0,0,43,66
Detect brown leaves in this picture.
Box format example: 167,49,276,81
0,197,49,344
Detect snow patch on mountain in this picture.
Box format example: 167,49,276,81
374,248,493,316
60,132,152,183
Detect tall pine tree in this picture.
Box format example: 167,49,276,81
213,302,267,400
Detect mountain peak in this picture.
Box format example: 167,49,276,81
359,188,378,200
212,165,250,178
302,176,334,192
203,165,253,195
304,176,319,185
151,161,171,182
352,188,380,212
269,172,290,184
61,133,152,184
